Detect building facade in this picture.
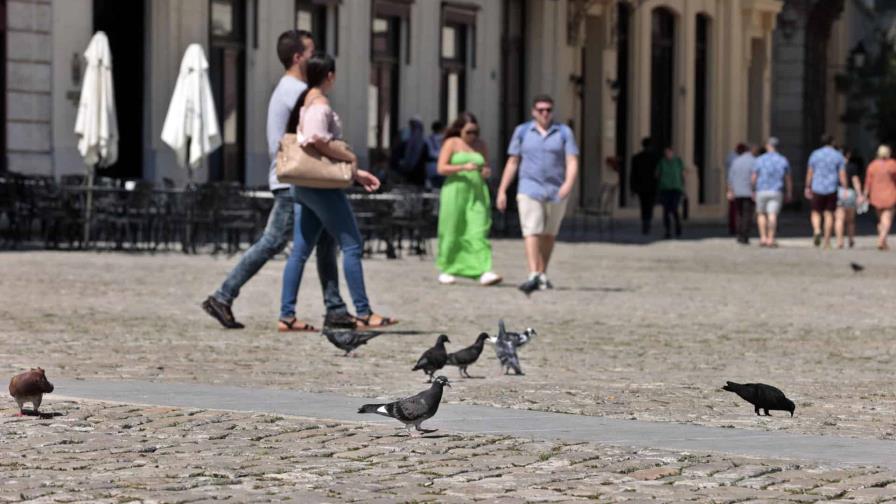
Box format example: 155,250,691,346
11,0,873,221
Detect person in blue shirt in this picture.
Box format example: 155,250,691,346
751,137,792,247
805,134,847,248
496,95,579,295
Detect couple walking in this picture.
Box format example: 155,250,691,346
435,95,579,295
201,30,396,331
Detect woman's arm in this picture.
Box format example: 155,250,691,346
477,141,492,179
312,138,355,163
437,138,476,176
863,164,873,199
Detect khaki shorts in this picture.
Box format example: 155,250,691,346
517,194,569,236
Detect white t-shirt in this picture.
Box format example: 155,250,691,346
267,75,307,191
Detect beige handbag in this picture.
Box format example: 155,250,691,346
275,134,356,188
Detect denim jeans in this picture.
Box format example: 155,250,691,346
659,190,682,236
281,187,370,319
214,189,346,315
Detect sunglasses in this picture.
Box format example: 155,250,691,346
463,129,480,136
535,107,553,114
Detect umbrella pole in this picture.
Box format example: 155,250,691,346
83,165,95,249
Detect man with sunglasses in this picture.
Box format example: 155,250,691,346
497,95,579,295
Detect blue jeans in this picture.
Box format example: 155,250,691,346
280,187,371,319
659,190,682,236
214,189,347,315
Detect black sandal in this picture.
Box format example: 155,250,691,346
278,318,318,332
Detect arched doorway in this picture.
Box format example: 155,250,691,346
650,7,675,151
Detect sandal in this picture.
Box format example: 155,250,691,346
355,313,398,329
278,318,318,332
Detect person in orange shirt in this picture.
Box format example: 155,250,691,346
863,145,896,250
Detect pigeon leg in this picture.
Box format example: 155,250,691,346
462,368,472,379
765,410,772,417
32,396,42,415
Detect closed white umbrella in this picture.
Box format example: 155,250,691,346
161,43,221,180
74,31,118,246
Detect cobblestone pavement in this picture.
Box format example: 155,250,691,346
3,399,896,503
1,236,895,444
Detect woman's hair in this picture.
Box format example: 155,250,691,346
286,52,336,133
877,144,892,159
443,112,479,139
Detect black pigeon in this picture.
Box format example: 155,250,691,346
323,328,380,356
490,319,536,375
722,381,795,416
358,375,450,435
446,333,490,378
412,335,450,382
850,262,864,273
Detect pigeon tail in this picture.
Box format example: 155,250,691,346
358,403,387,415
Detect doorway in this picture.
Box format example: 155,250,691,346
209,0,247,183
93,0,145,179
650,8,675,152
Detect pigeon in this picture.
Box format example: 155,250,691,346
490,319,536,375
412,334,450,382
850,262,864,273
358,375,450,435
9,368,54,416
446,333,490,378
323,328,380,356
722,381,795,416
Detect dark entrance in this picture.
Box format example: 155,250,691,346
650,8,675,152
209,0,247,183
615,2,631,206
694,13,709,204
93,0,145,179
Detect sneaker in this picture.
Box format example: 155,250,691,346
438,273,456,285
324,311,356,329
201,296,244,329
479,272,503,286
537,273,553,290
813,233,821,247
518,276,540,296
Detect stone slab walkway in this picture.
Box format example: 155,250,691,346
54,378,896,470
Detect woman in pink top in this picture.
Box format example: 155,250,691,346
280,53,398,329
863,145,896,250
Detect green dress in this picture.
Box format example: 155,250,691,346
436,150,493,277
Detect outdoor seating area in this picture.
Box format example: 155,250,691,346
0,173,439,258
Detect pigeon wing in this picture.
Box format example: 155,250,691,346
391,392,431,422
755,383,788,408
9,373,46,397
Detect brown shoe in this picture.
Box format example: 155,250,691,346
202,296,244,329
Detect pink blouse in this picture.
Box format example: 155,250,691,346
297,103,343,146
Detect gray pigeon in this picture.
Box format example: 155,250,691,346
412,334,450,382
446,333,490,378
850,262,864,273
490,320,536,375
722,381,795,416
323,328,380,356
9,368,54,416
358,376,450,435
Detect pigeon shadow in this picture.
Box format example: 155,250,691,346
18,411,65,419
481,284,631,293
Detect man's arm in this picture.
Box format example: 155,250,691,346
496,156,520,212
784,174,793,202
558,155,579,200
804,166,814,199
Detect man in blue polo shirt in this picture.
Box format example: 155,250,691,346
497,94,579,295
805,134,846,248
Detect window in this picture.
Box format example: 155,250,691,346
440,4,477,123
368,1,410,173
209,0,246,182
295,0,335,54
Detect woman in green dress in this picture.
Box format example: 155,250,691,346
435,112,502,286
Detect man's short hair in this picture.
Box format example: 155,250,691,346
276,30,313,70
821,133,834,146
641,137,652,148
431,120,444,132
532,94,554,107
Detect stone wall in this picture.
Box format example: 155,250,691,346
6,0,52,175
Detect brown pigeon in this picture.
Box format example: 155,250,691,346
9,368,54,415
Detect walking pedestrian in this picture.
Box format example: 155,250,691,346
201,30,353,331
496,94,579,295
727,145,756,244
656,146,685,239
835,147,864,249
425,120,446,190
280,52,397,329
752,137,792,247
805,134,846,249
726,143,748,235
862,145,896,250
393,116,427,187
435,112,502,286
630,137,661,235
